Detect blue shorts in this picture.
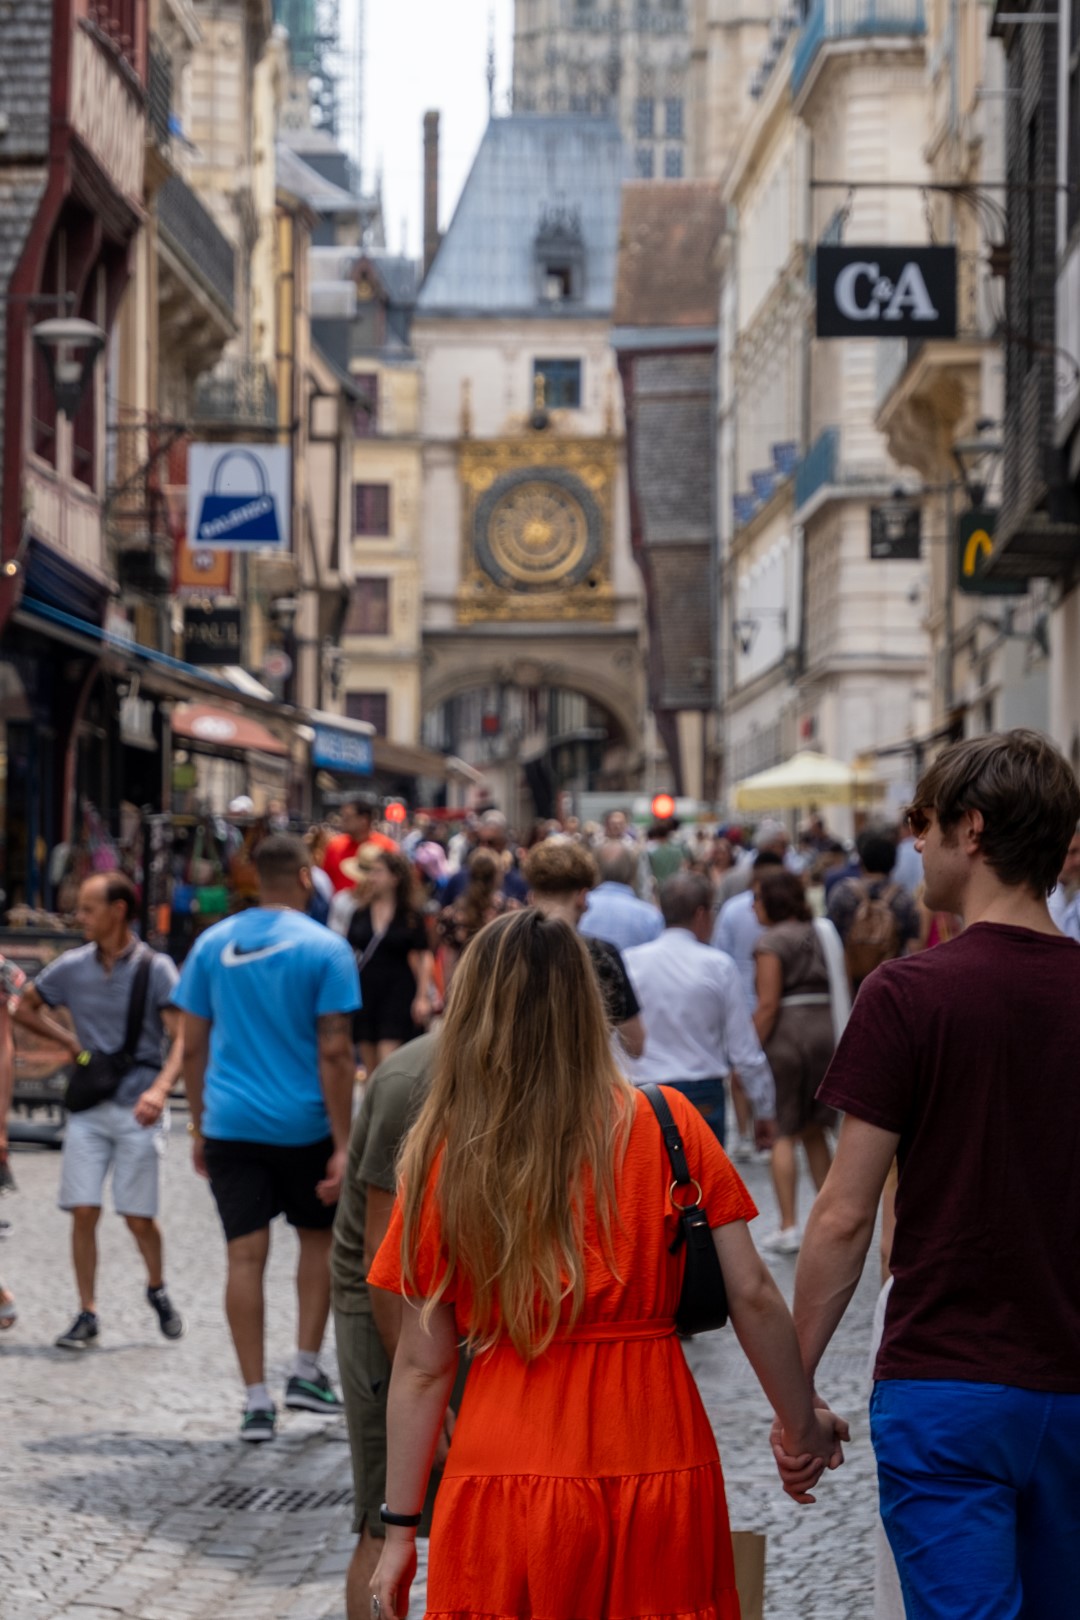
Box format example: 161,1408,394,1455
870,1378,1080,1620
663,1079,726,1147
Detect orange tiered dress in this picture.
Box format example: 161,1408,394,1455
367,1084,757,1620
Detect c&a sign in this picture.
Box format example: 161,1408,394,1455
816,246,957,340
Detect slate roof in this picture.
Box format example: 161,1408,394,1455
614,182,722,331
276,143,362,215
418,116,627,318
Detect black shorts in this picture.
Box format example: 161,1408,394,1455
202,1135,337,1243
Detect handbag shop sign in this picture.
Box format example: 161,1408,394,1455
816,246,957,339
188,444,291,551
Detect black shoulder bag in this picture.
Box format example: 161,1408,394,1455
642,1083,729,1336
66,947,153,1114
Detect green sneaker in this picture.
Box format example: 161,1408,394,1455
284,1370,342,1414
240,1406,277,1443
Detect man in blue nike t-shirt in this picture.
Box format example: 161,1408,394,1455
175,834,361,1442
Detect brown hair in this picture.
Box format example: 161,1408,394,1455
370,846,422,923
398,910,634,1359
757,869,811,924
523,840,599,896
911,729,1080,896
254,834,309,888
455,848,501,941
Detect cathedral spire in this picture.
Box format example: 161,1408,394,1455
487,9,497,116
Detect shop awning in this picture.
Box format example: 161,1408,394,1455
372,737,462,781
732,750,884,811
172,704,289,757
14,599,306,731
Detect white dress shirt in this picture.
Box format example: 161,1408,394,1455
1049,882,1080,942
711,889,763,1009
622,928,775,1118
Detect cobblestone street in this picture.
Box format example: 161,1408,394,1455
1,1116,882,1619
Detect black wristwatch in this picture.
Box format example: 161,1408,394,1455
381,1504,422,1528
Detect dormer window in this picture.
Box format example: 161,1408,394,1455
534,205,585,305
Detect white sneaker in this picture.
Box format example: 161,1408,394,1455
760,1226,802,1255
729,1138,755,1164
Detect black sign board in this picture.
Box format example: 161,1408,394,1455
956,510,1025,596
870,501,922,561
183,604,243,665
816,246,957,339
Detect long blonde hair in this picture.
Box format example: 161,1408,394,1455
398,909,634,1359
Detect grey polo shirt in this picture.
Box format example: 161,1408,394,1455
35,941,179,1107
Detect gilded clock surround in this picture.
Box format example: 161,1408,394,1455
458,437,618,623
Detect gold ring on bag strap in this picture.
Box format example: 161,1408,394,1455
670,1178,703,1211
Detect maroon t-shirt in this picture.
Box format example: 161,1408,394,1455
819,922,1080,1392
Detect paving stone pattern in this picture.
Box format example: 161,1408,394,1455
1,1119,881,1618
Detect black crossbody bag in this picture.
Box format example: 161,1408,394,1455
642,1083,729,1336
65,946,153,1114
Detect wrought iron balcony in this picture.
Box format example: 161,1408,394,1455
193,359,278,429
794,428,840,510
157,175,236,319
148,36,172,148
792,0,926,94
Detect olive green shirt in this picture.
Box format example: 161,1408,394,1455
330,1033,437,1314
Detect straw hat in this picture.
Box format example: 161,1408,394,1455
339,844,383,886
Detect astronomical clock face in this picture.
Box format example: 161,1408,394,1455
474,470,602,594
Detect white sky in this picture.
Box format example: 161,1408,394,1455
352,0,516,260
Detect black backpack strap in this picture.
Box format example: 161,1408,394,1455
641,1083,692,1188
122,945,153,1065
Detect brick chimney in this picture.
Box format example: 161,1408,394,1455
423,110,441,278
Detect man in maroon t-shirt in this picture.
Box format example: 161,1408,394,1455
774,730,1080,1619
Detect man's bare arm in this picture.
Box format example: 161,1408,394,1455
133,1006,185,1126
12,986,80,1057
317,1012,355,1154
792,1114,899,1383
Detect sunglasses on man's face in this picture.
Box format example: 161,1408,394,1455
906,807,931,838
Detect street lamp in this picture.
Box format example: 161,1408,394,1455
31,317,106,420
952,418,1003,509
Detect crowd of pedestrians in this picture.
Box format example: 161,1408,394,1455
3,734,1080,1619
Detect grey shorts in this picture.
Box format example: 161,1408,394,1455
58,1101,168,1218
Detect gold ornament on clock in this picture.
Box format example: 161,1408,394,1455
485,480,590,587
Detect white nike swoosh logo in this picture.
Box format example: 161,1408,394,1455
220,940,295,967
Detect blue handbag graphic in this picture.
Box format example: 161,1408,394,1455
195,449,281,545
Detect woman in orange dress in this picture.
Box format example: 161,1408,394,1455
367,911,847,1620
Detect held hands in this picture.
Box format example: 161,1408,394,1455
370,1530,418,1620
317,1146,348,1206
770,1398,850,1505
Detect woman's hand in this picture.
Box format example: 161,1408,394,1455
410,993,430,1029
371,1531,418,1620
770,1403,849,1504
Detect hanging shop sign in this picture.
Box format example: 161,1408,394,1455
188,444,291,551
311,723,374,776
956,510,1025,596
870,501,922,561
816,246,957,339
182,604,243,665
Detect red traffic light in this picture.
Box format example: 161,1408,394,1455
385,801,408,825
651,793,676,821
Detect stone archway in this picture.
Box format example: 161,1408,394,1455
422,632,646,757
421,629,647,819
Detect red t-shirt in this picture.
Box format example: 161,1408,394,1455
819,922,1080,1393
322,830,397,892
